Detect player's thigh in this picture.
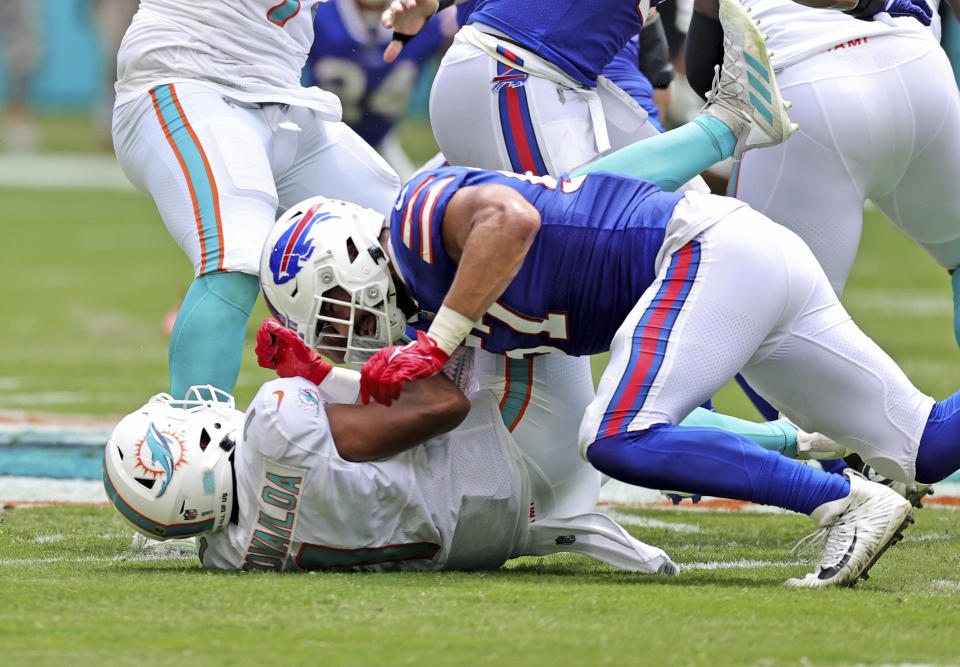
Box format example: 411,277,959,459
112,82,279,275
740,241,934,482
277,115,400,219
578,203,799,453
430,40,596,175
729,74,866,296
871,47,960,271
473,351,601,517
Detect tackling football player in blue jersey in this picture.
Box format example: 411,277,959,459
260,163,960,587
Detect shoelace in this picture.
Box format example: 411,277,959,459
707,34,747,100
790,520,850,567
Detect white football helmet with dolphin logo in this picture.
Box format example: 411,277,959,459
103,386,242,540
259,195,406,366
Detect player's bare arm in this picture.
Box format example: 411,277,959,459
356,184,541,406
327,373,469,461
439,184,542,323
256,317,469,460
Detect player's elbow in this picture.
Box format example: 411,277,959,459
487,197,541,248
431,387,471,432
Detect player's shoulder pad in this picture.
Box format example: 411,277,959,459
245,377,334,461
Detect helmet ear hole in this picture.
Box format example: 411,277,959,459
135,477,155,490
199,428,211,451
345,237,359,263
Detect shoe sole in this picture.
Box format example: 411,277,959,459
848,510,915,587
718,0,798,146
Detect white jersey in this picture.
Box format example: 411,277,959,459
741,0,939,71
200,378,528,572
115,0,340,118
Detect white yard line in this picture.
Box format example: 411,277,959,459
0,154,134,190
600,508,701,533
681,559,796,571
0,477,106,504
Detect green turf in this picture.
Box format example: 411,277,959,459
2,504,960,665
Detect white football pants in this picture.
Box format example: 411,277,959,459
113,81,400,276
579,198,935,483
730,33,960,293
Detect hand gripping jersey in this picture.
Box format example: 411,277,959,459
200,378,527,571
462,0,650,86
306,0,447,146
115,0,340,117
390,167,685,357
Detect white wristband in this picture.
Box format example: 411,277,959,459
427,305,478,356
317,367,361,405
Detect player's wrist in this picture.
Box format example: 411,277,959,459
305,358,334,386
426,305,477,357
317,366,361,404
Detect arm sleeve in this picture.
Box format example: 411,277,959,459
684,10,725,100
637,15,675,89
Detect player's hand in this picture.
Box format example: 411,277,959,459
256,319,333,386
359,331,450,405
846,0,931,26
382,0,439,62
795,428,850,461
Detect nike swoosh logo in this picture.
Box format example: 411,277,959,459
818,527,857,580
273,390,285,410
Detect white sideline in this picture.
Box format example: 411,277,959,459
0,154,133,190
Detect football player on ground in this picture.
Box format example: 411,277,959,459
102,325,678,575
111,0,400,400
261,154,960,587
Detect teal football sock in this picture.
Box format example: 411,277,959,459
169,271,261,399
572,115,737,191
680,407,801,458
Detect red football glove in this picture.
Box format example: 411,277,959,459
360,331,450,405
255,319,333,386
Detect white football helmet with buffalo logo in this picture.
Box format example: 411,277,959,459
103,386,242,540
259,195,406,366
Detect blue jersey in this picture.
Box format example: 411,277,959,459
390,167,684,357
462,0,645,86
307,0,446,146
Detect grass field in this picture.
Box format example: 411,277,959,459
2,117,960,665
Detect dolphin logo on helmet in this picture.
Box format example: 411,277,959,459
144,423,178,498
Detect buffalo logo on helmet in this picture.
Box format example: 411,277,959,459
268,203,337,285
134,423,187,498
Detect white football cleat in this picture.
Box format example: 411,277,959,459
844,454,934,509
702,0,798,156
785,469,913,588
